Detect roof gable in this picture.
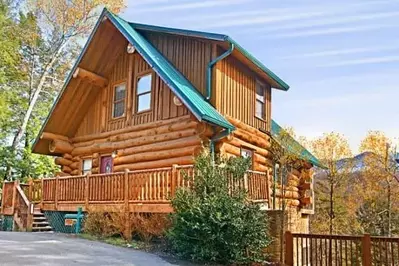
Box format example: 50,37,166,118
129,22,289,91
105,11,234,130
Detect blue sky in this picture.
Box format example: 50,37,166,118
122,0,399,152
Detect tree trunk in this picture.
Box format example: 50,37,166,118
10,41,67,150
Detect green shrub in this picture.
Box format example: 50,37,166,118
167,151,270,264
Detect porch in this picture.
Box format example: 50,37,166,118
1,165,270,230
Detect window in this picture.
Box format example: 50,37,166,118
136,74,152,112
240,147,253,169
255,81,266,120
82,159,92,175
112,83,126,118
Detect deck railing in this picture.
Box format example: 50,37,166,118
285,231,399,266
1,165,270,214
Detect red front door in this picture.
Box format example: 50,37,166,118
100,156,113,174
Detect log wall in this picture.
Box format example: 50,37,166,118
55,116,209,175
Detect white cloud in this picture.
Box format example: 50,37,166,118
258,10,399,33
269,24,396,39
133,0,252,12
319,55,399,67
283,45,399,59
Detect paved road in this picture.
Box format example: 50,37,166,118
0,232,182,266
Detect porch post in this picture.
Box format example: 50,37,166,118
362,234,372,266
123,169,132,241
171,164,178,197
54,176,59,210
85,174,90,211
284,231,294,266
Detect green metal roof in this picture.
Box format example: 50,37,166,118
106,10,234,130
271,120,323,168
130,22,289,91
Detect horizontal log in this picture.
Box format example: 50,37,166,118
233,128,271,150
117,136,202,157
63,153,73,160
72,115,191,143
72,156,81,162
70,169,79,176
54,157,72,166
274,189,300,199
114,156,194,172
218,142,272,165
41,132,69,142
62,165,72,173
114,145,199,165
71,128,201,156
73,67,108,87
74,118,198,148
227,116,271,141
227,137,270,158
49,140,73,154
91,167,99,174
69,162,79,170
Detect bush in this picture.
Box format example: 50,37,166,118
132,213,171,243
83,211,170,242
83,212,119,238
167,151,270,264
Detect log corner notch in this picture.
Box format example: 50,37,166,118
73,67,108,88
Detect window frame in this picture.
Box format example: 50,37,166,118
240,146,254,170
135,71,153,114
81,157,92,175
255,80,267,121
111,80,127,119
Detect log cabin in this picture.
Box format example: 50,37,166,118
1,8,321,239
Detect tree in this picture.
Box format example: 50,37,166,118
357,131,399,236
168,150,270,264
1,0,125,180
310,132,356,235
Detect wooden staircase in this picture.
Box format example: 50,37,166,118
32,208,52,232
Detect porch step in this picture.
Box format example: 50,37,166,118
31,209,53,233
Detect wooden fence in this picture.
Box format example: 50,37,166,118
285,231,399,265
2,165,270,214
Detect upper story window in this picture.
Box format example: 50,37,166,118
112,83,126,118
136,74,152,112
255,81,266,120
82,158,92,175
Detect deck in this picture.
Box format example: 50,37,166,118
1,165,270,218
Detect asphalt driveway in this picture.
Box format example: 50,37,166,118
0,232,181,266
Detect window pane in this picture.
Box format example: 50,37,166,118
138,93,151,112
82,159,92,175
113,101,125,118
114,83,126,101
256,82,265,99
137,74,152,94
256,100,265,119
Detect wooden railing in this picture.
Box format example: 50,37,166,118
0,182,15,214
285,231,399,266
0,181,33,231
1,165,270,214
